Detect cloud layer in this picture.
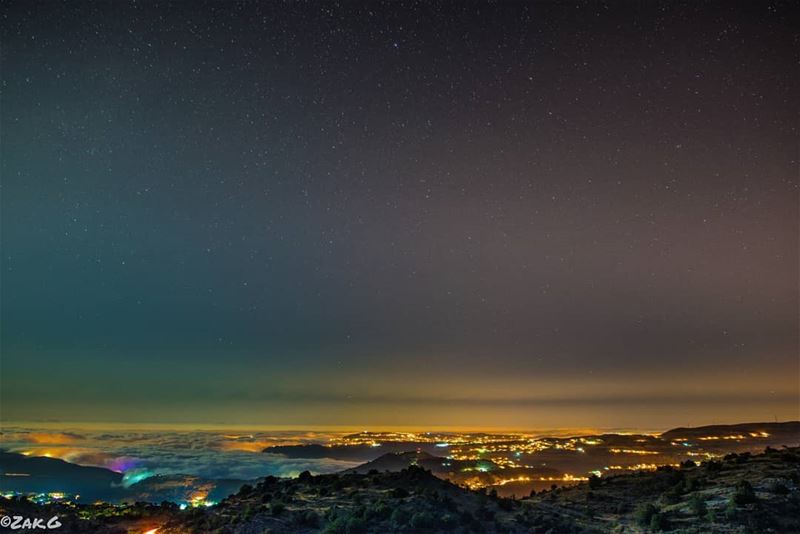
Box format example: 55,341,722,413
0,426,359,481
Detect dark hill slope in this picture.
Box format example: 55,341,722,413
157,466,528,533
0,451,124,501
342,450,440,473
341,450,502,476
264,442,443,462
661,421,800,443
2,447,799,533
519,446,800,533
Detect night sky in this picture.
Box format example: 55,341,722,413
1,2,797,429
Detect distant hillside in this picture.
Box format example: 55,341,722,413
268,421,800,500
342,450,441,474
661,421,800,442
0,451,124,501
5,447,798,532
342,450,503,475
264,442,444,462
0,451,252,505
266,422,800,467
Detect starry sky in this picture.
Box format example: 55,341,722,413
1,1,797,429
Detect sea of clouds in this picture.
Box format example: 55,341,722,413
0,426,360,482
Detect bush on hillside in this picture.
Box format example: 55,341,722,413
732,480,757,505
635,503,659,527
688,494,707,517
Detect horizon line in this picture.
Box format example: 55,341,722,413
2,419,798,436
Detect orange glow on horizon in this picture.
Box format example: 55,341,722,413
27,432,83,445
218,440,272,453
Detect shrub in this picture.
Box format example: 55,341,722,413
409,511,437,529
366,501,390,521
662,484,682,504
475,506,495,521
683,476,701,492
724,500,738,520
390,507,410,526
323,516,342,533
732,480,757,505
424,488,441,501
498,497,515,511
324,514,367,534
390,487,409,499
271,501,286,515
635,503,659,527
440,494,456,511
325,506,341,521
323,516,347,534
688,494,707,517
344,516,366,534
296,509,320,527
768,481,789,495
441,513,457,528
705,461,722,473
649,512,668,531
588,475,601,489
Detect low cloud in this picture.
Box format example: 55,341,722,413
1,426,359,481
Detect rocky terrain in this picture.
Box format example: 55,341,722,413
2,446,798,533
520,446,800,533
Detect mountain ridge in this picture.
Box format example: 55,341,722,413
2,446,798,532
